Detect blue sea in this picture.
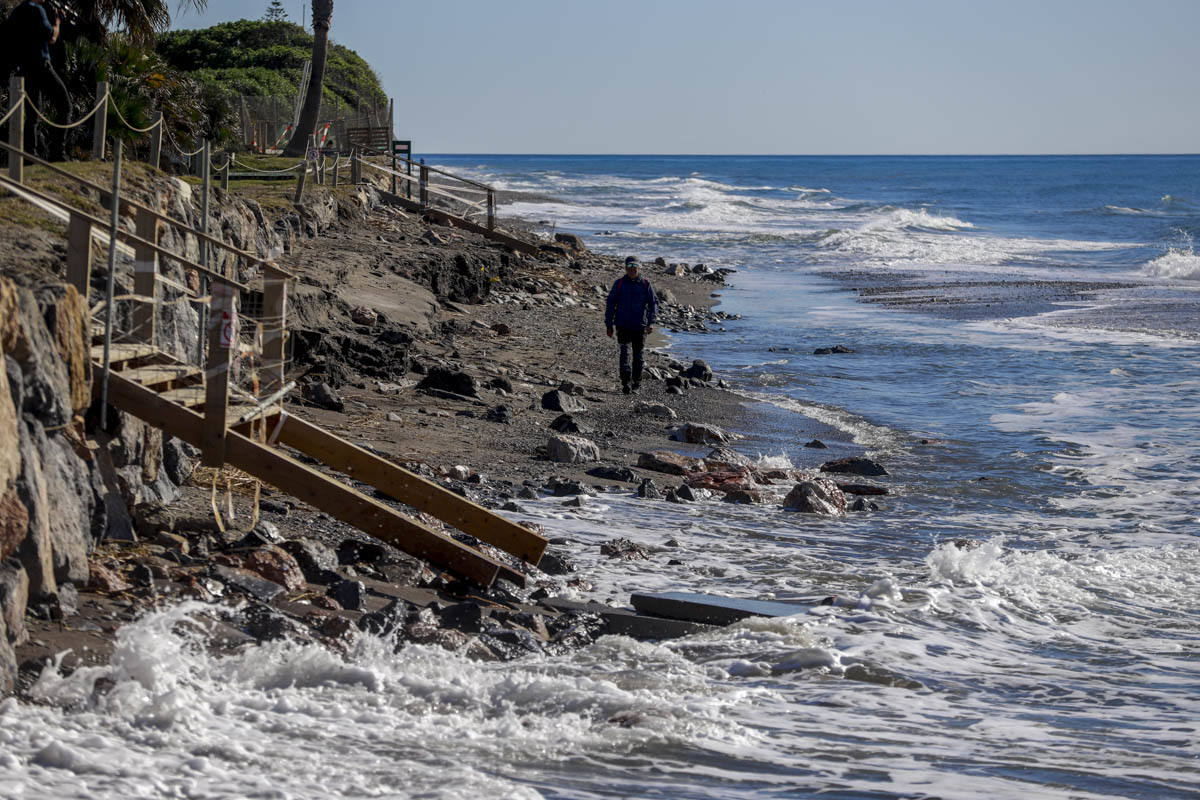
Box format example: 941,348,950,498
3,156,1198,799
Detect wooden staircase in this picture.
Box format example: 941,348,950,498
95,339,546,587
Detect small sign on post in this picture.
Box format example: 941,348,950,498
393,140,412,198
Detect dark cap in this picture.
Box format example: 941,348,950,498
624,256,638,266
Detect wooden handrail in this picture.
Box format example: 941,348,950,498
0,172,250,291
356,146,493,192
0,139,294,280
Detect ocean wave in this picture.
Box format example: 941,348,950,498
861,208,975,232
1143,248,1200,280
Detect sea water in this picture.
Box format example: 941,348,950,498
3,156,1198,799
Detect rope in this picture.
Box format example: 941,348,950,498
25,88,108,130
229,154,305,175
107,96,161,134
174,143,204,158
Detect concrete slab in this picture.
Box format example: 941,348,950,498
630,591,809,626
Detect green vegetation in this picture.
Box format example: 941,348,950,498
157,19,386,116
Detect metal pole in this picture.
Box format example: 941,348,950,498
200,140,210,271
7,77,23,183
99,139,122,429
148,110,163,169
92,81,108,160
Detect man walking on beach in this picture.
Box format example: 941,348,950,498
605,256,658,394
3,0,71,161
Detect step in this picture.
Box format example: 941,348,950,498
90,343,160,367
118,363,202,390
158,385,207,408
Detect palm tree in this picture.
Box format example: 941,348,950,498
63,0,208,46
283,0,332,157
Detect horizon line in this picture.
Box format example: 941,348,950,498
421,152,1200,158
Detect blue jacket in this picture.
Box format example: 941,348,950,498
605,275,658,329
8,1,54,64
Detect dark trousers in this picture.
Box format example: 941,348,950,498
18,60,70,160
616,327,645,385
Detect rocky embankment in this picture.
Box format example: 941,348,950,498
0,163,890,697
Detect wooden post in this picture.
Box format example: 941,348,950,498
92,81,108,161
351,147,360,185
221,157,230,191
148,111,163,170
65,212,93,294
419,159,428,207
332,155,339,188
261,268,288,403
390,148,397,195
7,76,22,183
201,281,235,467
98,139,122,427
293,167,306,203
132,207,158,345
487,189,496,230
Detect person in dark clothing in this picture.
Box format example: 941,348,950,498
605,256,658,394
5,0,70,161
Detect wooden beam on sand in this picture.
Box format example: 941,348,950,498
100,373,509,587
235,413,549,566
377,190,541,257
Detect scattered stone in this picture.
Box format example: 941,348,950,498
723,489,764,504
86,561,129,594
517,486,539,500
836,483,889,496
637,451,704,476
547,478,594,497
350,306,378,327
244,545,306,592
549,413,587,434
213,565,286,602
130,564,154,587
484,405,512,423
358,597,412,637
637,478,663,499
280,539,340,584
803,439,828,449
554,232,586,251
704,446,753,469
327,579,366,611
849,498,880,512
546,434,600,464
813,345,856,355
541,389,585,413
439,601,486,633
337,538,387,565
783,479,847,516
564,495,588,508
500,501,524,513
490,323,512,336
260,498,291,516
663,488,682,503
668,422,732,444
417,367,479,398
600,538,651,560
489,375,514,393
820,457,888,477
538,549,576,575
303,382,344,412
681,360,713,382
586,465,638,482
633,401,676,420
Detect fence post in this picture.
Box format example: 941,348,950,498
65,212,92,294
132,207,158,346
148,111,163,170
293,166,306,203
221,157,230,191
487,190,496,230
351,147,361,185
7,76,23,183
332,155,339,188
390,147,397,195
98,139,122,428
201,280,235,467
262,267,288,402
419,159,428,207
92,82,108,161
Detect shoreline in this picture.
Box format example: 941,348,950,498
10,194,858,697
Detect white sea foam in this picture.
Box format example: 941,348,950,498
1143,247,1200,280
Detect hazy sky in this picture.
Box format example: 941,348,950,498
173,0,1199,155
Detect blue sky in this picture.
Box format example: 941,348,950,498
173,0,1200,155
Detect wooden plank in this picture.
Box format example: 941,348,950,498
90,343,158,366
101,373,506,587
541,598,713,641
66,213,93,295
630,592,809,626
379,191,540,257
240,414,548,565
132,207,158,345
159,385,206,408
202,284,234,467
119,363,201,390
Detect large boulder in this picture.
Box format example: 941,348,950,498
547,434,600,464
637,451,704,476
783,479,847,516
668,422,733,444
819,457,888,477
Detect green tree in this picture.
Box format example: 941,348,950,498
283,0,331,156
262,0,288,22
64,0,209,45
